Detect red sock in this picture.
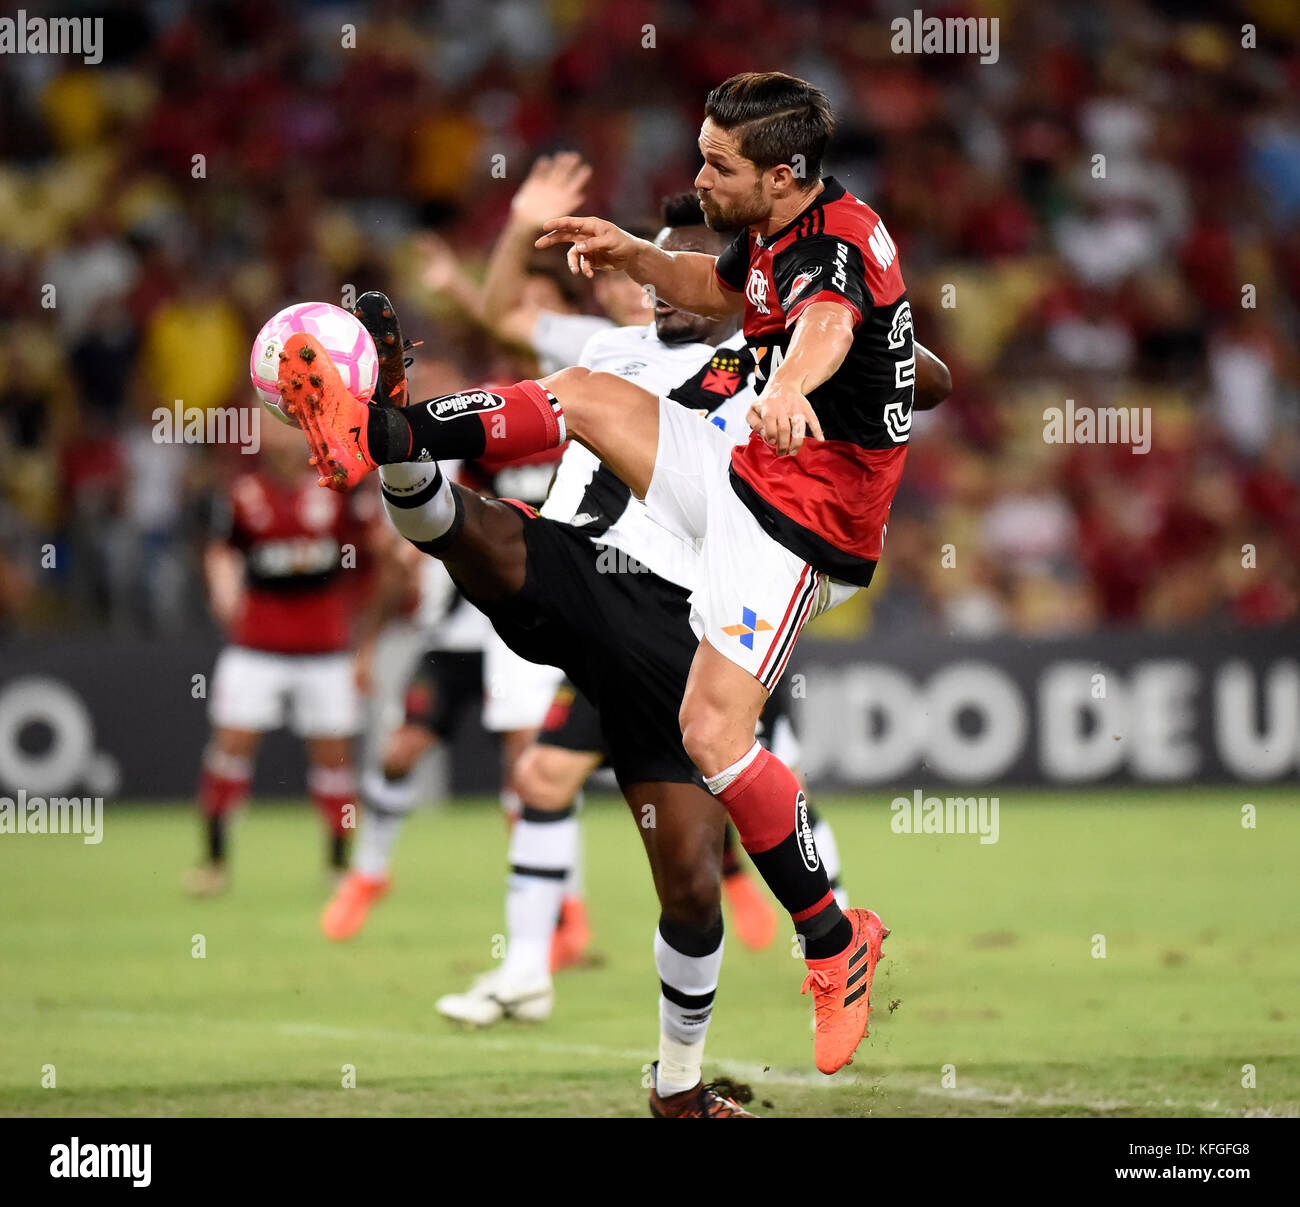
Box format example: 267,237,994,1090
398,380,564,463
309,766,356,837
199,752,250,818
706,743,846,957
480,381,565,461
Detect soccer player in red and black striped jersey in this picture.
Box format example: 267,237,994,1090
286,72,927,1075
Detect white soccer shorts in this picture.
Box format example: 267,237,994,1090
482,631,566,733
645,397,857,691
209,646,360,738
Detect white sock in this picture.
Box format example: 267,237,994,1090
564,791,585,898
655,917,724,1096
353,767,417,878
499,805,577,983
703,740,762,796
379,463,459,544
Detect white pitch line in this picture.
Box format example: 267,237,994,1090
78,1008,848,1092
69,1008,1278,1115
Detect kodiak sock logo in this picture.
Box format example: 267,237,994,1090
795,791,819,872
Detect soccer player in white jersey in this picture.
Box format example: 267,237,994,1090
435,195,854,1032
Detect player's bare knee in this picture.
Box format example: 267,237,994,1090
659,863,722,931
383,726,431,777
679,702,736,779
539,365,591,417
213,727,259,759
511,746,577,811
540,366,620,441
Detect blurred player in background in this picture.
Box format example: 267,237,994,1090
321,356,590,953
478,151,651,366
184,416,379,895
416,152,650,376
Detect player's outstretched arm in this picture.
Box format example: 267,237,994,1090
535,216,741,319
913,340,952,411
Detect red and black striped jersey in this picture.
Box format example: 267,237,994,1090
215,469,376,654
713,177,914,585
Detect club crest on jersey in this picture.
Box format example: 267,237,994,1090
701,352,743,396
795,792,820,871
783,264,822,310
745,266,770,315
426,390,505,420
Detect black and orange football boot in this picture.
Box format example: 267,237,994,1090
647,1063,757,1118
352,290,416,408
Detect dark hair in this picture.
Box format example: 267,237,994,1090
660,191,706,228
703,72,834,188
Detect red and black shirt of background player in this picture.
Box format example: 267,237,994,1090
213,470,378,655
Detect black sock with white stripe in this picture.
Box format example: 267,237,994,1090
655,915,724,1097
499,804,577,983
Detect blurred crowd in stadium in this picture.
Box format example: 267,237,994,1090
2,0,1298,640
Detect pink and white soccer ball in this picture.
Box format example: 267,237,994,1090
250,301,379,425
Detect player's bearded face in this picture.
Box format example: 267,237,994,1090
699,175,767,233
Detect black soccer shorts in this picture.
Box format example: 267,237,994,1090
536,679,608,759
402,648,484,741
471,515,703,790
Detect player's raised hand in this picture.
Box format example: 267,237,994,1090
535,216,642,278
511,152,592,230
747,381,824,456
417,232,463,293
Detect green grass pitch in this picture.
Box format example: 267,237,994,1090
1,788,1296,1117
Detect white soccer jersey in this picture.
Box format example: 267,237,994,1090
540,325,756,592
530,311,615,375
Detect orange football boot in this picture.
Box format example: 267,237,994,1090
549,894,593,972
722,870,778,950
277,331,381,492
802,907,889,1074
321,871,392,941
